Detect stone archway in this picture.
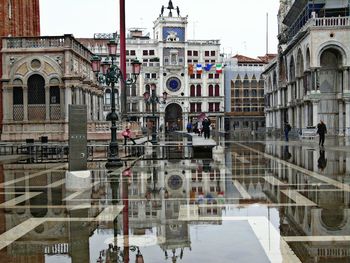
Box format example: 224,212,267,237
318,48,344,134
165,103,183,131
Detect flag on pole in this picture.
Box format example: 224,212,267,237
196,64,202,74
216,64,223,73
204,64,213,71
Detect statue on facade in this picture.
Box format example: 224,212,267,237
160,5,164,16
176,6,180,17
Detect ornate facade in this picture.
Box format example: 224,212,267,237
264,0,350,135
79,0,225,132
0,35,106,141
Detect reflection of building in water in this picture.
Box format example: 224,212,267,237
0,162,108,262
229,143,267,202
265,144,350,262
127,158,226,259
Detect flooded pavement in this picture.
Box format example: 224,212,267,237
1,135,350,262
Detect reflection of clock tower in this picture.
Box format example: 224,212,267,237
153,0,189,131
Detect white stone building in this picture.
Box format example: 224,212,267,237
79,1,225,132
264,0,350,136
0,35,106,142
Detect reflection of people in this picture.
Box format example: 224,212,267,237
122,128,136,145
317,149,327,171
284,122,291,141
283,145,292,160
186,122,192,133
317,120,327,147
202,117,211,139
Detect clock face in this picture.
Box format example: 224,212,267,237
166,77,181,92
167,175,183,190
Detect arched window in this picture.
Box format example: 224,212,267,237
208,85,213,96
196,84,201,96
190,85,195,96
214,85,220,96
105,89,111,105
28,74,45,104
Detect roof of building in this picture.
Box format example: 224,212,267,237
232,54,277,64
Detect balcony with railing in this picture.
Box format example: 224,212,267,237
2,35,93,62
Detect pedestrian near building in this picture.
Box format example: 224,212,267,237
122,128,136,145
284,122,291,141
202,117,211,139
186,122,192,133
317,120,327,147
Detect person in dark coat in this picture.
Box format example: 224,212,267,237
202,117,211,139
284,122,291,142
316,120,327,147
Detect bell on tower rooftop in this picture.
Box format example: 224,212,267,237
167,0,174,10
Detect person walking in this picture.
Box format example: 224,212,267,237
317,120,327,147
202,117,211,139
186,122,192,133
284,122,291,141
122,128,136,145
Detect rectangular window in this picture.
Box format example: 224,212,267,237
149,50,155,55
208,74,213,79
190,103,196,112
209,103,213,112
130,50,136,56
145,73,151,79
197,103,202,112
196,74,201,79
126,50,130,55
215,103,220,112
205,51,210,56
211,51,215,56
187,50,192,56
193,51,198,56
215,74,220,79
151,73,157,79
190,74,195,79
143,50,148,56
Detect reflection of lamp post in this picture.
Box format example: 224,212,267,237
91,38,142,168
99,168,144,263
143,84,167,144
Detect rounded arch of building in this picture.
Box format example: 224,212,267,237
10,56,63,84
316,42,348,67
296,48,304,77
164,102,183,131
288,55,296,81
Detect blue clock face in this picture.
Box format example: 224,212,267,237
166,77,181,92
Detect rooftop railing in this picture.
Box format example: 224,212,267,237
3,35,93,61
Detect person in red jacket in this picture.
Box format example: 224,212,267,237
122,128,136,145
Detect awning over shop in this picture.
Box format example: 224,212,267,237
324,0,349,9
283,0,309,26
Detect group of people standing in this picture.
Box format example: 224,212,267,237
284,120,327,147
187,117,212,139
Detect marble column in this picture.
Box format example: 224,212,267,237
304,104,308,128
64,87,72,122
345,100,350,136
45,86,50,120
339,101,344,136
23,87,28,121
296,106,301,129
312,101,319,126
343,67,349,92
60,86,65,120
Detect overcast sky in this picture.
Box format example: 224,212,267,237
40,0,280,58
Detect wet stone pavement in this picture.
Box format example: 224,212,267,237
0,135,350,263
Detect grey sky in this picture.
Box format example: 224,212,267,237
40,0,280,58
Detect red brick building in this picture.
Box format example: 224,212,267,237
0,0,40,132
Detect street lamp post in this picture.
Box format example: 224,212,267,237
143,84,167,144
91,38,142,168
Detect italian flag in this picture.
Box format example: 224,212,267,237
216,64,222,73
196,64,202,74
